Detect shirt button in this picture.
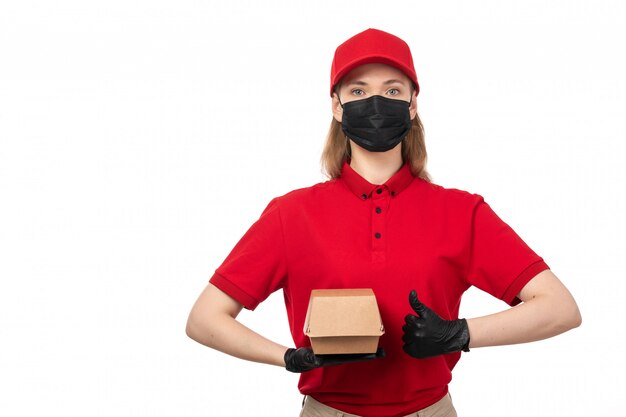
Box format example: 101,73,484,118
391,191,396,197
375,207,382,214
374,232,381,239
361,194,367,200
376,189,383,194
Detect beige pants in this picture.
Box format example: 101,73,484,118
299,393,457,417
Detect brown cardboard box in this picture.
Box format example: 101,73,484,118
303,289,385,355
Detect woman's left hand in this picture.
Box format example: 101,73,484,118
402,290,470,359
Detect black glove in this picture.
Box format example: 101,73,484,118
284,347,322,373
284,347,386,373
402,290,470,359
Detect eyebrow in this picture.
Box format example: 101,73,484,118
383,79,407,86
345,79,408,87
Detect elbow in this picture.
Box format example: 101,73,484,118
185,308,224,348
185,314,198,341
566,295,582,330
569,305,582,329
185,284,242,347
557,301,582,333
185,310,209,343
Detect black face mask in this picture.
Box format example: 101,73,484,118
339,95,412,152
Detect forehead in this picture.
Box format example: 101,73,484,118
340,63,411,86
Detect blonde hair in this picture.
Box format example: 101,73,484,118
320,115,432,182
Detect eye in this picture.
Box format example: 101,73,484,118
387,88,400,96
351,88,365,96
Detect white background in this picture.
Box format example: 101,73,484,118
1,1,624,415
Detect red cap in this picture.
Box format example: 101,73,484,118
330,28,419,97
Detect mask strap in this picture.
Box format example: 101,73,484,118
336,93,344,109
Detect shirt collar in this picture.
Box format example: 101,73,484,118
339,160,415,200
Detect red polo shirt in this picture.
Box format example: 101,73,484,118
210,161,549,417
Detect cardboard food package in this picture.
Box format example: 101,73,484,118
303,288,385,355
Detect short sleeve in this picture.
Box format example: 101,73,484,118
209,198,288,310
466,196,549,306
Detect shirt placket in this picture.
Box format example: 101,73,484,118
370,185,390,263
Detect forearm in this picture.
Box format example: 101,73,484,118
467,294,581,348
187,312,288,367
186,283,288,367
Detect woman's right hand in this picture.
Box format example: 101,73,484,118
284,348,322,372
284,347,386,373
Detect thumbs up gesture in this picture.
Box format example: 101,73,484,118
402,290,471,359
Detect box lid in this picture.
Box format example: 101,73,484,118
304,289,385,337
